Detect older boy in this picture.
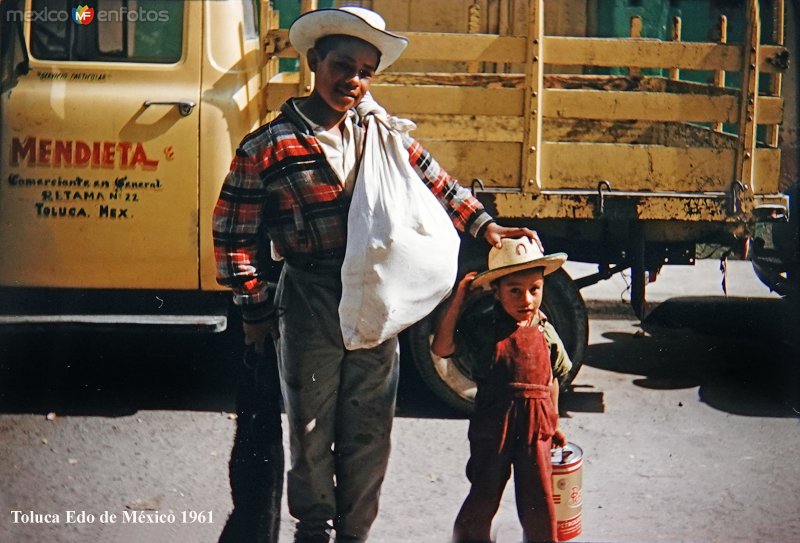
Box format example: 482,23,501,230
213,7,535,542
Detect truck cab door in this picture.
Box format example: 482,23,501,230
0,0,201,289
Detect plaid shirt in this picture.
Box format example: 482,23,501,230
213,99,493,321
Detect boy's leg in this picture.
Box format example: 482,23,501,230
514,439,557,543
277,265,346,542
333,337,400,541
452,416,512,543
218,341,284,543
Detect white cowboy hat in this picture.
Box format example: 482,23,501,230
289,7,408,73
472,237,567,291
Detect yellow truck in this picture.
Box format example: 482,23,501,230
1,0,796,411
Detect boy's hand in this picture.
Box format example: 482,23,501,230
454,271,478,298
553,427,568,449
483,222,542,250
244,319,279,354
448,272,478,315
432,272,478,358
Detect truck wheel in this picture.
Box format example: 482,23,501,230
750,182,799,299
407,268,588,413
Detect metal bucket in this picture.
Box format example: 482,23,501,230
551,442,583,541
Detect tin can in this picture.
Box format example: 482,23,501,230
551,442,583,541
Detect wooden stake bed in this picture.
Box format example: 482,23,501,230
264,0,789,234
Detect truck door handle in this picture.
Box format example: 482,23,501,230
143,100,196,117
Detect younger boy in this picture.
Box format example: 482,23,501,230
432,237,572,543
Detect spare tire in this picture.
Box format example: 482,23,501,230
407,267,588,413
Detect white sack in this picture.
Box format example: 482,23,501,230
339,115,460,350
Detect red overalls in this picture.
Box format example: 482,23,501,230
453,321,558,543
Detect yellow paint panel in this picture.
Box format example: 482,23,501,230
544,90,783,125
400,33,526,63
267,77,525,116
490,192,736,222
199,0,269,291
371,84,523,116
267,32,786,75
265,79,296,112
542,143,780,193
544,37,786,74
267,29,526,64
410,115,524,142
418,141,521,187
754,148,783,194
269,79,782,126
0,2,203,289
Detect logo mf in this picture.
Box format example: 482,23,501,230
72,5,95,25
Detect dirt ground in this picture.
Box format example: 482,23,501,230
1,261,798,543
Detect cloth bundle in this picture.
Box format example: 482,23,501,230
339,109,459,350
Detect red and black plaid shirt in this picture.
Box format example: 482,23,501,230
213,99,493,321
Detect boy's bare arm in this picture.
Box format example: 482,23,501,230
431,272,478,358
550,377,567,447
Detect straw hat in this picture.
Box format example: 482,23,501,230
472,237,567,291
289,7,408,73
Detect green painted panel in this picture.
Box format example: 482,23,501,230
594,0,779,138
274,0,336,71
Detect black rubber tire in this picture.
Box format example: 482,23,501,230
750,181,799,299
407,267,588,414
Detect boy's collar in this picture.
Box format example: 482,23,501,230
283,98,356,135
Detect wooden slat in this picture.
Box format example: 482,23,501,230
370,84,524,116
265,75,524,116
754,148,783,193
489,190,786,222
544,37,786,74
489,191,734,222
543,89,783,124
407,114,524,142
540,143,781,192
267,80,782,125
521,0,545,193
734,0,761,215
543,119,739,147
376,72,524,88
669,16,682,81
766,0,785,146
420,141,521,187
628,16,643,78
268,76,782,125
378,73,665,91
395,32,530,63
371,116,743,147
265,29,528,63
265,79,297,111
265,29,787,74
713,15,728,132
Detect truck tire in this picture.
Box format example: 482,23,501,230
407,268,588,413
750,182,799,299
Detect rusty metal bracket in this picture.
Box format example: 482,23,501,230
471,178,486,197
597,180,612,217
573,263,629,289
264,29,289,58
729,180,745,215
765,48,790,71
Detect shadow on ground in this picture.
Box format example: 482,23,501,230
5,296,791,419
585,296,799,418
0,328,468,419
0,329,244,416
